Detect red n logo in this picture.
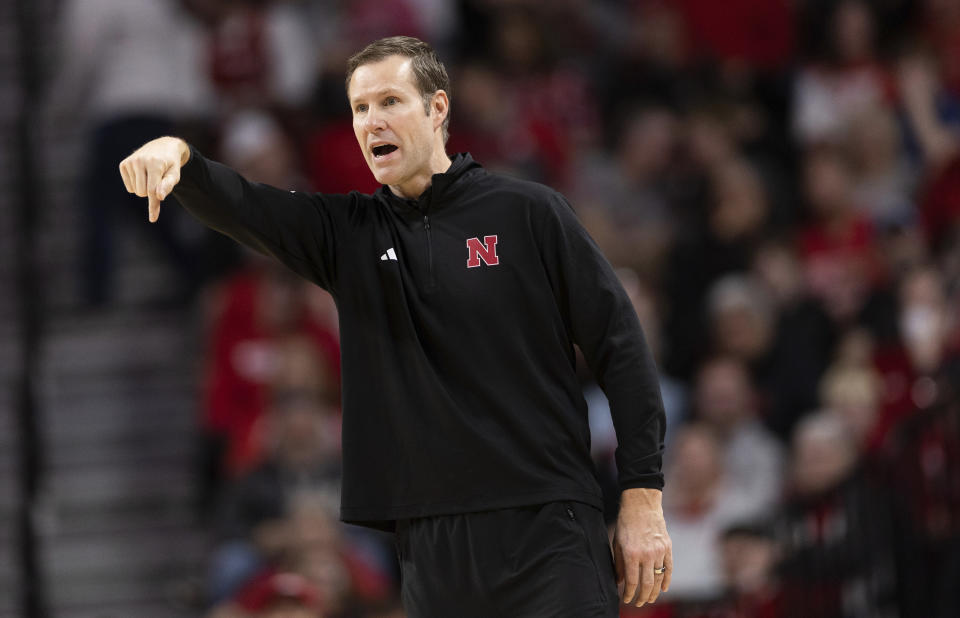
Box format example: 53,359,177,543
466,235,499,268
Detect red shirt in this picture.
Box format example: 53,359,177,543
203,269,341,475
676,0,794,70
306,121,381,195
919,153,960,246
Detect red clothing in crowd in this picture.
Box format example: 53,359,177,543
872,339,960,444
307,120,381,195
203,269,340,476
799,214,876,268
447,115,568,187
447,69,590,186
919,153,960,247
798,214,882,321
924,7,960,98
207,7,269,102
871,345,926,450
675,0,794,70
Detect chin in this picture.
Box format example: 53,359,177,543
371,167,401,186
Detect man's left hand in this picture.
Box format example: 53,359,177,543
612,487,672,607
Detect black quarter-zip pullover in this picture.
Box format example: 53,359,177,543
173,148,666,530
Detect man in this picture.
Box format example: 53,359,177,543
119,36,671,617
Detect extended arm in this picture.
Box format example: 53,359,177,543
118,137,339,290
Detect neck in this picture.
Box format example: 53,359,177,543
390,144,452,200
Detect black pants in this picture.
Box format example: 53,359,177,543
396,501,620,617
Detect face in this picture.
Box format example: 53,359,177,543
696,359,752,428
791,424,855,495
720,534,777,593
670,426,723,491
710,161,767,240
349,55,446,192
805,153,853,218
822,370,878,445
619,109,677,179
833,1,874,62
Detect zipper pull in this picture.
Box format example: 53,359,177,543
423,215,430,230
566,507,575,520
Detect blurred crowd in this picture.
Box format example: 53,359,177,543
45,0,960,616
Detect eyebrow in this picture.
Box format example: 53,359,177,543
350,88,400,107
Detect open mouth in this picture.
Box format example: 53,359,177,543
372,144,398,158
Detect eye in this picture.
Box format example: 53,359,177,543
354,103,368,113
384,96,398,106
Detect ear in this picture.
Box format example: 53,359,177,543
431,90,449,131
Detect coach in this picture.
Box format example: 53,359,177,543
120,36,671,617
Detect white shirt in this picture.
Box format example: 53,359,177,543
48,0,212,121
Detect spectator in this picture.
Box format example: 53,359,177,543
199,264,340,506
481,5,600,180
793,0,893,145
798,146,882,326
751,241,835,440
285,498,394,616
706,275,775,369
572,105,680,278
692,356,784,519
898,48,960,250
713,522,783,618
820,362,883,453
845,104,918,229
595,1,698,121
663,157,771,378
675,0,795,73
883,363,960,618
445,60,568,186
655,521,783,618
208,338,342,602
209,571,323,618
660,423,759,602
872,265,959,447
705,275,770,365
705,271,831,434
192,0,317,112
210,496,395,617
921,0,960,98
46,0,213,306
500,6,599,143
777,413,898,618
220,110,309,191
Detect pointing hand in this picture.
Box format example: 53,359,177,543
118,137,190,223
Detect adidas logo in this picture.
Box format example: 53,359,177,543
380,247,397,261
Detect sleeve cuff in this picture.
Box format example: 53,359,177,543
619,476,665,492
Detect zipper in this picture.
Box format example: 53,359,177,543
563,502,608,602
423,214,435,288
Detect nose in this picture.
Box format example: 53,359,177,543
363,107,386,132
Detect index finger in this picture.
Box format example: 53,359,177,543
148,194,161,223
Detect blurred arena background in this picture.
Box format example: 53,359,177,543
3,0,960,616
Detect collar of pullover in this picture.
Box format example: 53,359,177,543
377,152,481,216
